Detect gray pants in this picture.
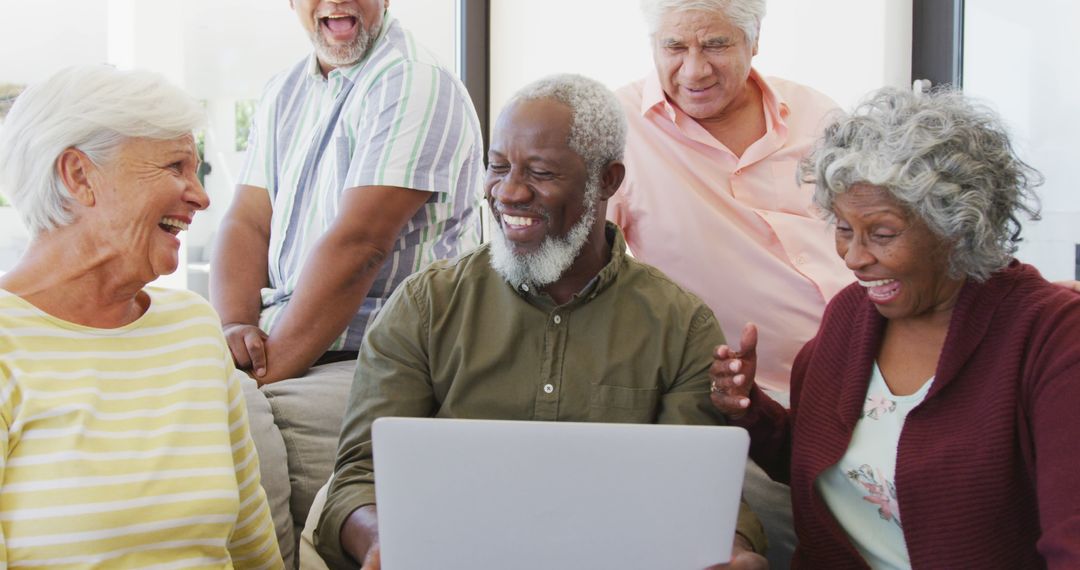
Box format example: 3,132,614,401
743,459,796,569
242,361,356,570
745,388,796,569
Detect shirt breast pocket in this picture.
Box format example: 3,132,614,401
588,384,660,424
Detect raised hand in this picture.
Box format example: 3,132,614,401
709,323,758,419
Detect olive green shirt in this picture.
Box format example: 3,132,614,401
315,224,766,566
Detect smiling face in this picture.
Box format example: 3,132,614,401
290,0,387,75
85,135,209,281
484,98,601,286
833,184,964,321
652,9,757,121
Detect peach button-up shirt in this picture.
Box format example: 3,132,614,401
608,69,852,392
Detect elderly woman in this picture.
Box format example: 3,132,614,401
0,65,282,567
710,87,1080,568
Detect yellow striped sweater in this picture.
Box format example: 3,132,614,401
0,287,282,568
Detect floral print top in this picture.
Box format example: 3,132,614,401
815,361,933,569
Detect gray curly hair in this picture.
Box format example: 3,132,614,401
510,73,627,187
800,87,1041,281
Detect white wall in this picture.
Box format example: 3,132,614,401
0,0,458,288
965,0,1080,280
0,0,110,85
490,0,913,123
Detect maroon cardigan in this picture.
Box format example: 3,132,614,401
735,261,1080,569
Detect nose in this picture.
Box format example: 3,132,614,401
185,176,210,211
840,236,874,271
488,167,532,207
680,49,712,82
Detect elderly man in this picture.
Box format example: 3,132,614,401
608,0,852,565
311,74,767,569
210,0,482,565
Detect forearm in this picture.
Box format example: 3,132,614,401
341,505,380,566
260,230,387,381
210,216,269,326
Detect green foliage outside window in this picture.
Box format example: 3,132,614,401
0,84,24,207
235,99,256,152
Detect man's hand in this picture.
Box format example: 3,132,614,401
342,504,381,569
360,543,381,570
704,533,768,569
223,323,269,381
1054,280,1080,293
710,323,758,419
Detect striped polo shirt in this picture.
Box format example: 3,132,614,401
239,13,484,351
0,287,282,568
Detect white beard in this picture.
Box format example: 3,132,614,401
309,17,373,69
489,182,599,288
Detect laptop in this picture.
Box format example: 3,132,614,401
372,417,749,570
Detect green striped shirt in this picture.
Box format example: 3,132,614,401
239,14,483,351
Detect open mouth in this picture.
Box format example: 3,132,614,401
858,278,901,303
495,211,547,246
158,217,189,236
320,15,358,40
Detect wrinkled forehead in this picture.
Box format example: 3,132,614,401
654,8,745,42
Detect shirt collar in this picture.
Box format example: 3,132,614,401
640,67,791,127
511,222,628,307
305,12,395,84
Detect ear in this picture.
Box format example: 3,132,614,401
384,0,391,9
288,0,295,9
56,148,97,207
598,161,626,202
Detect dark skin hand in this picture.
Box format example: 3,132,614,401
704,533,769,569
710,322,759,419
710,280,1080,405
211,184,431,384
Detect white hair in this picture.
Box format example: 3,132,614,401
641,0,767,46
0,65,204,237
489,180,600,288
510,73,627,183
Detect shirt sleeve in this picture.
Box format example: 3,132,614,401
343,60,478,194
314,276,438,568
236,87,276,194
225,366,285,569
656,305,768,555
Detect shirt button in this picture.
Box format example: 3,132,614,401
521,284,530,292
543,384,554,394
553,315,561,324
734,169,743,175
794,254,807,265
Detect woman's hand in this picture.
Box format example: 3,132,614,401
710,323,758,420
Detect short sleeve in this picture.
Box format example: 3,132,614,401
343,61,478,194
236,87,277,193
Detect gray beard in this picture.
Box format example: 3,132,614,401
309,17,374,69
489,182,600,289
